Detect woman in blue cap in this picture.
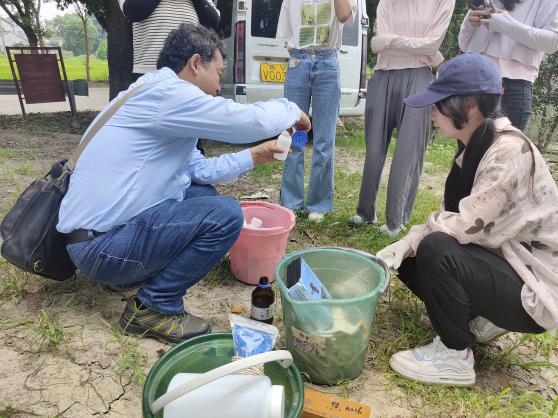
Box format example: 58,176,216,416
376,53,558,386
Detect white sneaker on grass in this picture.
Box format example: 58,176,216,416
348,214,378,225
389,336,476,387
470,316,508,344
379,223,405,237
308,211,325,222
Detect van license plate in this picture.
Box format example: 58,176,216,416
260,63,287,83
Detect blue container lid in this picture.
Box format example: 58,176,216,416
291,131,308,149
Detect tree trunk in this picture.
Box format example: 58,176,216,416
36,0,45,47
84,23,90,81
22,27,39,47
96,0,135,100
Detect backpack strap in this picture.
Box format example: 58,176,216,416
65,83,143,172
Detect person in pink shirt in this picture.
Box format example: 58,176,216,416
377,54,557,387
459,0,558,130
349,0,455,237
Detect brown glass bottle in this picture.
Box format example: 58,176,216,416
250,276,275,324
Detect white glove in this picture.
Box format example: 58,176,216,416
376,240,412,276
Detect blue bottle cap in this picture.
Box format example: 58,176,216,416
291,131,308,149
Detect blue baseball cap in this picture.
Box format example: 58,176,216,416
404,54,502,108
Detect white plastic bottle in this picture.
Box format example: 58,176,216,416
163,373,285,418
273,131,292,161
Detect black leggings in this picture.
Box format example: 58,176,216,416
501,78,533,132
397,232,545,350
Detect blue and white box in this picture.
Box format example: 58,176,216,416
287,258,332,301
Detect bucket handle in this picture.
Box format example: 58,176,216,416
150,350,293,414
318,246,390,294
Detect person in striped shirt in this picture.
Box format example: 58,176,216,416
119,0,220,74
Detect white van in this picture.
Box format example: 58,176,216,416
214,0,369,116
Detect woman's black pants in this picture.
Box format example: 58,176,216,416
397,232,545,350
501,78,533,131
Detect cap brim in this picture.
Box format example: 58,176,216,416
404,90,453,108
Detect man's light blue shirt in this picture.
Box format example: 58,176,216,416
57,67,301,233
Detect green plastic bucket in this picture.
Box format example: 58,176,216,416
142,333,304,417
275,247,388,385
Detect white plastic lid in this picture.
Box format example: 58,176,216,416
268,385,285,418
249,217,263,228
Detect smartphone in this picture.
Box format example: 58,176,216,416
484,0,496,12
469,0,485,9
469,0,496,12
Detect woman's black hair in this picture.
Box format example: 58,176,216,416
157,23,225,74
501,0,522,11
439,94,501,212
440,93,537,212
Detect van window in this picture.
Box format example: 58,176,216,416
251,0,282,38
216,0,233,39
342,10,359,47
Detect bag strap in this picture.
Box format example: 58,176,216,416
65,83,144,172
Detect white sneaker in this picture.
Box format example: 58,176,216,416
389,336,476,387
308,212,325,222
470,316,508,344
379,224,404,237
348,214,378,225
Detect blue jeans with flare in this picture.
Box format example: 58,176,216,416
280,48,341,213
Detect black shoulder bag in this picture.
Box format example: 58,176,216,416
0,85,142,281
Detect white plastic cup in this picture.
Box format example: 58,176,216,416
273,131,292,161
249,217,263,228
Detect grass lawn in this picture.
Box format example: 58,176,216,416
0,54,109,81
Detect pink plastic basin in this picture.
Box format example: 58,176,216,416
229,201,295,285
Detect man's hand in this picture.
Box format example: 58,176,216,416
468,7,492,27
376,240,412,276
293,111,311,133
250,140,290,164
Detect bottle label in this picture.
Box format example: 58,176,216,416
251,303,275,321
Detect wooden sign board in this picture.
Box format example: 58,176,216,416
14,53,65,104
302,388,372,418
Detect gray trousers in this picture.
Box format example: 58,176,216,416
357,67,432,229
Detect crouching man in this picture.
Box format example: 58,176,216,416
57,23,310,344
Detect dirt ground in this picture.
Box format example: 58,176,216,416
0,128,556,417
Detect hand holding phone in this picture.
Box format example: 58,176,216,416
469,0,496,12
468,9,491,27
484,0,497,13
469,0,485,9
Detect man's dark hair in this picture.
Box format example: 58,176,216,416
156,23,225,73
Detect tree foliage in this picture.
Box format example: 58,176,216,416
529,52,558,151
54,0,134,99
95,37,107,59
46,13,99,55
0,0,44,46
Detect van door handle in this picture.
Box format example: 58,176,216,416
339,49,348,54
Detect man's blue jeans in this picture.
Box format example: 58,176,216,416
280,49,340,213
66,184,243,314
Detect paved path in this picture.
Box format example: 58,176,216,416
0,87,110,115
